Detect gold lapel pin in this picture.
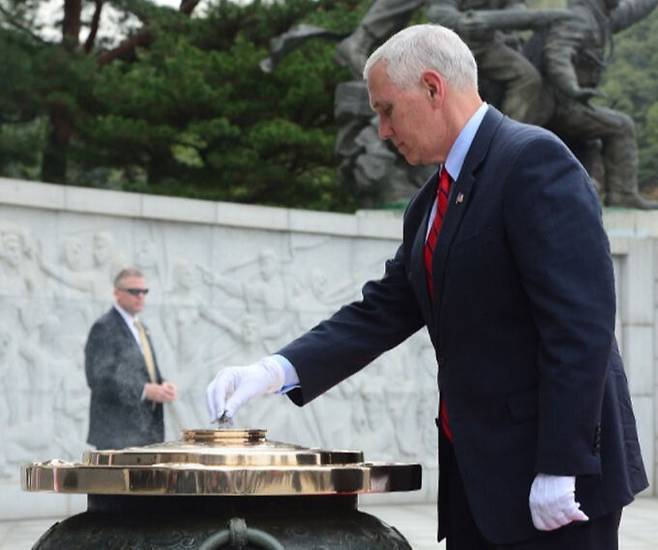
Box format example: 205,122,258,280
456,192,464,204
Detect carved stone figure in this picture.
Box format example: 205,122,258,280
0,209,440,496
162,260,231,429
204,248,295,350
433,1,580,124
356,378,397,460
40,233,120,300
134,237,164,304
0,328,21,426
0,223,40,296
337,0,570,124
542,0,658,208
336,0,426,78
337,0,575,204
265,0,657,208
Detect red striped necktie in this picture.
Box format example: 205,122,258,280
423,166,454,441
424,167,451,296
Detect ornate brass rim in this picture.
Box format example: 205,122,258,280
21,429,422,496
21,461,421,495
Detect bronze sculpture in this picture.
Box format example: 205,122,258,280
541,0,658,208
264,0,658,208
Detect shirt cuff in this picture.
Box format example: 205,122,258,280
270,354,300,393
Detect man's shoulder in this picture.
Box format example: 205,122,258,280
498,114,548,138
469,106,542,161
495,116,564,154
92,308,122,330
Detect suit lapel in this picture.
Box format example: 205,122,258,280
432,107,504,319
110,307,136,346
110,307,159,380
409,169,440,324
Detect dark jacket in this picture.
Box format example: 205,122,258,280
85,307,164,449
278,107,648,544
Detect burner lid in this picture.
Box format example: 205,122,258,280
22,429,421,496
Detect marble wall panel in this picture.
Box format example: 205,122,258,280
0,190,437,520
1,179,656,522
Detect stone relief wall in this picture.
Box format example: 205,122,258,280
0,189,439,518
1,179,656,521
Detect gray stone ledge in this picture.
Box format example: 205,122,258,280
0,178,402,240
63,185,141,217
216,201,289,231
5,177,658,241
604,209,658,238
0,177,65,210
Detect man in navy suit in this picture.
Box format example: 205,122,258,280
86,268,177,449
207,24,647,548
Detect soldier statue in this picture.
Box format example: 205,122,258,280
542,0,658,208
263,0,658,208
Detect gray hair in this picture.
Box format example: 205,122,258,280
114,267,144,287
363,24,478,91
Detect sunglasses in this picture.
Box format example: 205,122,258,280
119,288,149,296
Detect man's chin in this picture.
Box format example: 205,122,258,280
399,151,416,165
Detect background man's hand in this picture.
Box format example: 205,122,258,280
144,382,177,403
206,358,285,422
529,474,589,531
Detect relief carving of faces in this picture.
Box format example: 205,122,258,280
2,233,24,268
309,268,328,300
135,239,157,269
258,249,278,282
173,261,195,290
386,384,414,419
93,232,113,266
63,237,84,271
239,314,259,344
361,384,385,430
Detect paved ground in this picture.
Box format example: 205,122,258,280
362,497,658,549
1,497,656,549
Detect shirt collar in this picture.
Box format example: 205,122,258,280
444,103,488,181
113,303,137,326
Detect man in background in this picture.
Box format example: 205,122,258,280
85,267,176,449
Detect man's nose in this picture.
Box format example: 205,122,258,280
378,119,392,140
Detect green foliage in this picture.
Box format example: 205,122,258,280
0,0,367,211
3,0,657,208
0,26,44,176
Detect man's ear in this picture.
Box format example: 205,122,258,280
421,70,445,105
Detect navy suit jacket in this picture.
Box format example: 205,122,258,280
85,307,164,449
279,107,648,544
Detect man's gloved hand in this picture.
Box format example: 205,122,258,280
529,473,589,531
206,357,285,422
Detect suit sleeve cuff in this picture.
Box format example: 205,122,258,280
270,354,300,393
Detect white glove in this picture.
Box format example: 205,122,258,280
206,358,285,422
529,473,589,531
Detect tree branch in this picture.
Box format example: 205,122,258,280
97,28,153,65
96,0,199,66
0,5,48,44
179,0,201,16
84,0,104,53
